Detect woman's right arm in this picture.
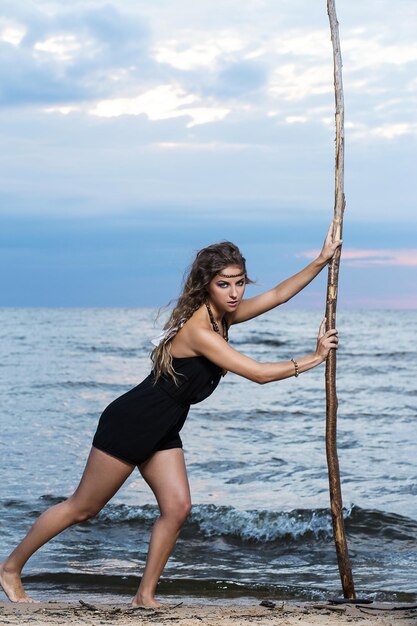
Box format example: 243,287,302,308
189,319,338,384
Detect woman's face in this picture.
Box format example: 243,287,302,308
207,265,246,314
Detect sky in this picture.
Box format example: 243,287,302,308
1,0,416,308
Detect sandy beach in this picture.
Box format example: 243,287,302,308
1,600,416,626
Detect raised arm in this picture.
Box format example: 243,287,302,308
230,223,342,325
190,319,338,384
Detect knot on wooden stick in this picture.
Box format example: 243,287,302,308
332,218,342,240
328,285,337,301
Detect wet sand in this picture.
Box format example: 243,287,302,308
1,600,416,626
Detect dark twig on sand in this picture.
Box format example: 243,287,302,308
78,599,99,612
312,604,346,612
357,605,417,612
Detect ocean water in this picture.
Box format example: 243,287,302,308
0,307,416,604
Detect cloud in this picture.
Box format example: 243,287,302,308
0,3,151,106
1,0,417,237
285,115,308,124
0,17,26,45
153,31,245,71
268,63,333,102
88,84,230,127
44,104,81,115
0,43,90,105
1,1,417,142
33,33,91,62
368,123,417,140
298,248,417,267
154,141,254,151
343,34,417,71
271,29,330,59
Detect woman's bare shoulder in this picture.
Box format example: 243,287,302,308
169,309,208,357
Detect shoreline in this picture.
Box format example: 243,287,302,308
1,600,416,626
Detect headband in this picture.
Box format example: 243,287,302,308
218,270,245,278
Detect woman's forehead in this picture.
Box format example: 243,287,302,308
217,265,245,278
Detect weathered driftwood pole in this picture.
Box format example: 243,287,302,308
325,0,356,599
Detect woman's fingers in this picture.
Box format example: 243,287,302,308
318,320,339,337
325,328,338,336
326,222,333,241
317,326,339,352
318,224,344,262
318,318,327,336
327,336,339,345
324,223,343,249
324,329,339,349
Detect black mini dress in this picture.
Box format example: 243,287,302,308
92,356,222,466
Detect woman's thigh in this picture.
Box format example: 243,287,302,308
139,449,191,513
69,447,135,513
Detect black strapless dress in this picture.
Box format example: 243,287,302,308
92,356,222,465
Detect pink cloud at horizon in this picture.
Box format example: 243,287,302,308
340,295,417,309
298,248,417,267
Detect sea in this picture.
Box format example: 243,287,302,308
0,307,416,605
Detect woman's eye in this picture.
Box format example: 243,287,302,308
217,282,228,288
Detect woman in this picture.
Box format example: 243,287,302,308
0,225,341,607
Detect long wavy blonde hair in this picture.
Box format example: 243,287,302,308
151,241,251,383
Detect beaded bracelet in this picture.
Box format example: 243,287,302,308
291,358,299,377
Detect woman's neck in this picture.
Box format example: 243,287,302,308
205,299,223,326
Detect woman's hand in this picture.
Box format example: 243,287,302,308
315,318,339,361
318,222,343,263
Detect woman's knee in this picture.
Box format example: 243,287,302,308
65,496,102,524
181,498,192,522
161,496,192,526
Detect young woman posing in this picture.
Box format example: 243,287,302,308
0,225,341,607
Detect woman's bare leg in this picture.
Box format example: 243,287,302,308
0,447,134,603
132,448,191,608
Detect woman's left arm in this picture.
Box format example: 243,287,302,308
230,223,342,324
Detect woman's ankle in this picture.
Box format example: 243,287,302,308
132,588,160,607
135,589,152,601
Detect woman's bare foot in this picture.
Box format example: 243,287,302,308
131,590,162,609
0,562,37,603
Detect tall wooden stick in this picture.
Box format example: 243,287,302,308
325,0,356,599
